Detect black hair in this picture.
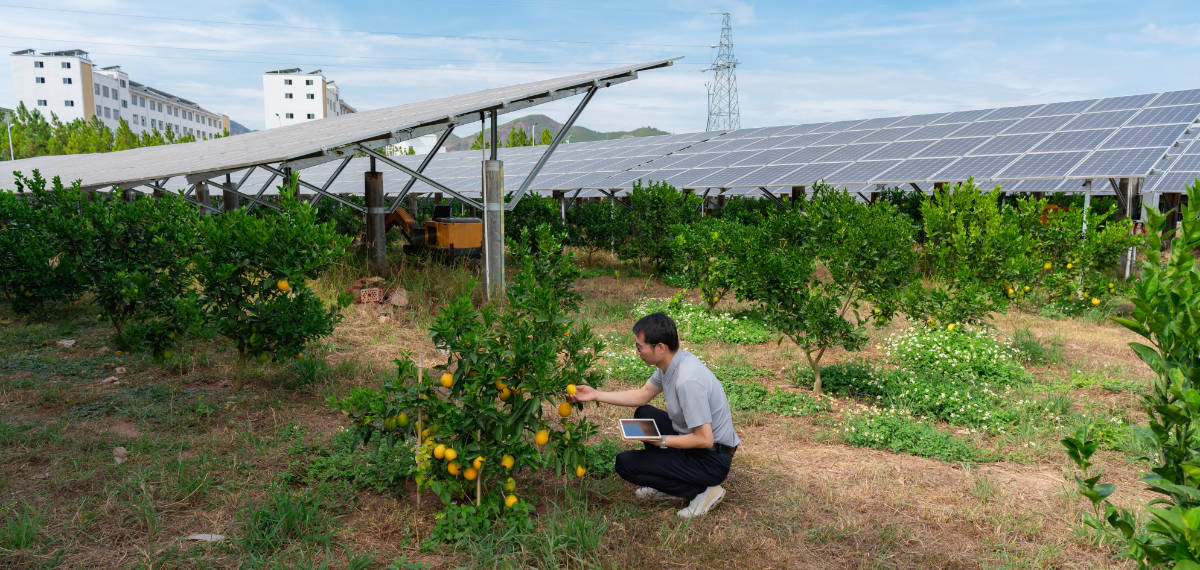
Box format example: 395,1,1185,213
632,312,679,352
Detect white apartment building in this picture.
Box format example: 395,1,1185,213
262,68,355,129
9,49,229,139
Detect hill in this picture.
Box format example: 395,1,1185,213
442,114,668,151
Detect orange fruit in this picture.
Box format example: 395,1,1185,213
277,279,290,292
503,477,516,491
444,448,458,462
498,387,511,400
505,494,518,508
565,384,577,395
463,467,478,481
535,430,549,446
500,454,515,469
1091,298,1101,306
575,465,586,478
447,462,460,476
440,373,453,388
472,456,484,470
558,402,572,417
494,380,506,390
433,444,446,459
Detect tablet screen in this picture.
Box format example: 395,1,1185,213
620,419,661,439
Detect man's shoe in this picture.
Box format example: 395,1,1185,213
634,486,678,501
677,485,725,518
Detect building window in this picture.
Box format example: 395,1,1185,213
284,79,292,85
122,100,128,108
64,100,74,107
120,80,126,88
95,85,101,95
306,93,315,99
35,77,45,83
140,99,146,108
37,99,47,106
102,86,109,97
33,61,43,68
62,77,72,84
284,93,293,99
61,61,71,69
96,104,102,115
103,107,110,117
306,113,315,119
305,79,313,86
113,110,119,119
285,113,294,119
141,116,146,126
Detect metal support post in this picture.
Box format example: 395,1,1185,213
122,187,134,202
1123,178,1142,280
365,168,387,275
509,86,598,210
790,185,804,205
196,181,210,214
483,159,505,301
553,190,566,220
222,173,238,212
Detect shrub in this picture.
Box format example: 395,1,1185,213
792,360,878,397
841,406,987,462
193,174,351,362
313,193,366,238
724,381,830,417
0,171,88,313
506,194,566,249
621,179,701,274
565,198,629,262
669,216,745,309
886,326,1029,386
633,294,772,344
712,196,776,226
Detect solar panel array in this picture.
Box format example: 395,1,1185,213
218,88,1200,198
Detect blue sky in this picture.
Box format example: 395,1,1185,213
1,0,1198,134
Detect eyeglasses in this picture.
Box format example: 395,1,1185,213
634,341,658,353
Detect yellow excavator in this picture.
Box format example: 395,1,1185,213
385,205,482,259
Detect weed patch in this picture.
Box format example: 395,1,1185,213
841,406,989,462
634,296,772,344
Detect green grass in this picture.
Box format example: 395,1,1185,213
2,503,41,550
633,297,773,344
1011,327,1063,365
240,484,348,558
840,406,990,463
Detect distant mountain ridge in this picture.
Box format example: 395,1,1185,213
442,113,668,151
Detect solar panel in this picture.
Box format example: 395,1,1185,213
699,150,764,168
737,136,793,151
873,157,959,182
949,119,1018,137
815,130,876,145
778,123,824,136
969,133,1048,155
1102,125,1185,149
854,127,920,143
714,138,763,151
753,126,797,137
1097,93,1161,112
1069,148,1164,177
678,139,726,153
1031,99,1099,116
1146,171,1200,192
776,133,830,148
981,104,1042,120
777,146,840,163
901,123,966,140
1166,153,1200,171
721,128,768,139
867,140,936,160
809,119,869,133
932,109,995,124
731,164,803,186
1127,104,1200,126
630,169,685,187
641,154,690,169
668,153,725,168
915,137,989,157
996,151,1088,178
688,166,761,187
672,168,725,187
824,160,904,183
937,155,1020,179
1152,89,1200,107
741,148,799,166
1005,115,1074,134
852,116,906,130
1062,109,1137,130
818,143,887,162
777,162,853,186
1033,129,1116,152
890,113,950,127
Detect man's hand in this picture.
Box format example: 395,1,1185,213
569,384,599,402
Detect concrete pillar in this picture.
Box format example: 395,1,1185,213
222,187,238,212
553,190,565,221
365,171,387,275
121,187,134,202
196,182,210,214
790,185,805,205
483,159,505,301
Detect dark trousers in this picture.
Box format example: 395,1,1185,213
614,405,733,501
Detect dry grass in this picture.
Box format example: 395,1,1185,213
0,264,1155,569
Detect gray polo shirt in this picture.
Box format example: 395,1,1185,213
648,349,740,448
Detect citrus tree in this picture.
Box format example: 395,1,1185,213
193,174,351,363
0,171,88,313
565,198,629,263
78,191,203,356
671,216,744,310
732,186,916,395
1063,180,1200,567
622,179,702,274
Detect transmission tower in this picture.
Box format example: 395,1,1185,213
704,12,740,131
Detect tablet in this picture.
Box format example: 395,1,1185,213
619,418,662,440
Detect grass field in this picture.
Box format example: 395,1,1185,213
0,255,1154,569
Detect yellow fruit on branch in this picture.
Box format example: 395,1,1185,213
499,387,512,400
505,494,518,508
433,444,446,459
440,373,454,388
535,430,549,446
447,462,460,476
558,402,572,417
463,467,478,481
1091,298,1101,306
500,454,515,469
277,279,290,292
444,448,458,462
566,384,577,395
503,477,516,492
576,465,586,478
472,456,484,470
494,380,507,390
